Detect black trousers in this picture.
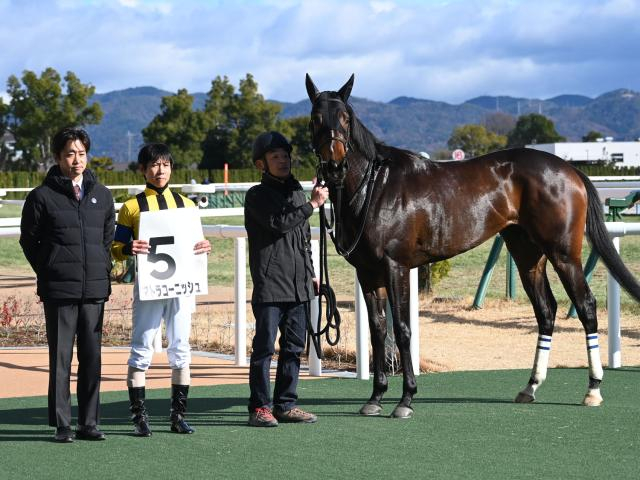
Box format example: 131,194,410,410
44,301,104,428
248,302,308,412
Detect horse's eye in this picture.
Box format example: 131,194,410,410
339,111,350,127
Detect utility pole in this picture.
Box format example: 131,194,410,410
127,131,135,163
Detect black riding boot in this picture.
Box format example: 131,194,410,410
170,385,195,434
128,386,152,437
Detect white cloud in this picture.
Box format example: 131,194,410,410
0,0,639,103
370,1,396,14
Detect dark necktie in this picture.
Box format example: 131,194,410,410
73,185,81,201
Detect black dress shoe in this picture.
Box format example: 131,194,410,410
54,427,75,443
75,426,106,441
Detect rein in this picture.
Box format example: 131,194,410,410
326,152,381,258
307,197,342,360
307,93,380,359
307,152,380,359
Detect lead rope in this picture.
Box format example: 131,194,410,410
306,156,380,359
306,178,341,360
330,158,380,258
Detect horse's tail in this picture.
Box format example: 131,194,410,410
576,168,640,302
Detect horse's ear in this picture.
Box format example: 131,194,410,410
338,74,354,102
305,74,319,102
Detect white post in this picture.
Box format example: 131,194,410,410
607,236,622,368
409,268,420,376
234,237,247,366
355,275,369,380
308,240,322,376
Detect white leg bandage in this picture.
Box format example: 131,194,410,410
583,333,604,406
586,334,604,381
522,335,552,397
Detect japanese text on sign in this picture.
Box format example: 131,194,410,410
137,207,208,301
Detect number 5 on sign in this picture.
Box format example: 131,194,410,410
137,208,208,301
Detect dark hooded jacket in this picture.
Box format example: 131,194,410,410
244,173,315,304
20,166,115,302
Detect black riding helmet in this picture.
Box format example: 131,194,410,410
252,131,293,163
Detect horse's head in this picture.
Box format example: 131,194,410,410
306,73,354,185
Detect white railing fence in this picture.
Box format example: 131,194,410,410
1,217,636,376
1,182,639,375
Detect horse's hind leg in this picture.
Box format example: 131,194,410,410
547,251,603,406
501,227,557,403
359,286,389,416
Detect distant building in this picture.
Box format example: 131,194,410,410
1,131,23,161
1,132,15,150
526,139,640,168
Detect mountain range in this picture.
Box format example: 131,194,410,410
86,87,640,163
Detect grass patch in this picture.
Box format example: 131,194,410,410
0,204,22,218
0,368,638,479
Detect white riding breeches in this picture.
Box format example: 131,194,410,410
127,283,196,371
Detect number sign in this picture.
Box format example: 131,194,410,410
137,208,208,301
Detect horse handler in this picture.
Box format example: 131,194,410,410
244,131,329,427
111,143,211,436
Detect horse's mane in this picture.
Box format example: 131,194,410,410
346,103,379,160
346,102,425,167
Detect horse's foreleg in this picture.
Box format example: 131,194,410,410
384,259,416,419
359,288,388,416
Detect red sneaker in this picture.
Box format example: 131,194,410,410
248,407,278,427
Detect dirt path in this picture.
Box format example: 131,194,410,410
420,297,640,371
0,348,259,399
2,272,639,399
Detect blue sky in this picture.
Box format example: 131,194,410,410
1,0,640,103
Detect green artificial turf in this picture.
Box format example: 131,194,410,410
1,368,638,479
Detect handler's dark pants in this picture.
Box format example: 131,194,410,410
44,301,104,428
248,302,308,412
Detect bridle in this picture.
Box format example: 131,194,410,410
307,106,382,361
310,97,380,258
310,97,352,188
305,77,381,362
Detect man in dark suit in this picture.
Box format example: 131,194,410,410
20,127,115,443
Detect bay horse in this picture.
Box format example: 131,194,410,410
305,73,640,418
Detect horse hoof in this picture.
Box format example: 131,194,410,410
514,391,535,403
583,391,603,407
359,403,383,416
390,406,413,419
